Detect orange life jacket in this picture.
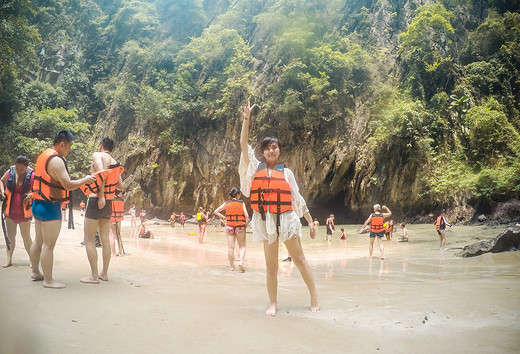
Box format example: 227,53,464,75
250,163,292,218
32,148,69,203
3,166,34,218
370,213,384,233
225,199,246,227
111,197,124,223
436,216,445,230
104,163,124,200
80,170,109,196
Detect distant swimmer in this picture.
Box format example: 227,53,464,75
435,209,452,250
240,101,319,316
362,204,392,260
339,228,346,240
313,218,319,227
196,207,208,244
326,214,335,242
214,187,249,272
80,200,86,216
0,155,34,268
129,205,136,228
180,212,186,228
30,130,96,288
397,223,409,242
81,136,124,284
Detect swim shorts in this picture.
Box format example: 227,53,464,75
369,231,385,238
225,225,245,234
437,230,443,236
32,199,62,222
85,198,112,220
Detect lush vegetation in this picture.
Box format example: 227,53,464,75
1,0,519,213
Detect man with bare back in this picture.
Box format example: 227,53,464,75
30,131,95,289
81,137,123,284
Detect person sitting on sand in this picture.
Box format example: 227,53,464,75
362,204,392,260
137,222,154,239
397,223,409,242
240,101,319,316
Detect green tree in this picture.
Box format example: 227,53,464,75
398,3,456,101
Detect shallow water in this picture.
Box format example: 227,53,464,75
125,221,520,283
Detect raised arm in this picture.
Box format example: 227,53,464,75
382,205,392,218
240,102,256,167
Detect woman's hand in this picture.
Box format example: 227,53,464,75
309,223,316,239
243,101,256,121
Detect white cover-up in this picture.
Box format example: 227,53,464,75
239,145,309,244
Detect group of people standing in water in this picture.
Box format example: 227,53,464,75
1,104,455,316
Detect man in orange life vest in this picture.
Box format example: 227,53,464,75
81,137,123,284
362,204,392,260
30,131,95,289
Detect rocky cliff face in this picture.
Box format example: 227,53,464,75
90,0,463,222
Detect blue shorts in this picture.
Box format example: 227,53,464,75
370,231,385,239
32,200,62,221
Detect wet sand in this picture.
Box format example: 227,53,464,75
1,211,519,353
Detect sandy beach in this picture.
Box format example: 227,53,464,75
1,211,519,353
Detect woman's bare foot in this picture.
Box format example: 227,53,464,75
31,272,44,281
228,266,234,271
311,295,320,313
265,303,277,317
43,280,66,289
237,264,245,273
99,273,108,281
2,260,12,268
80,275,100,284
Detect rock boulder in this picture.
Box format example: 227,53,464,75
456,229,520,257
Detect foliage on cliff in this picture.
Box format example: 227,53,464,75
1,0,519,217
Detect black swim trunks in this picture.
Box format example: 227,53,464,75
85,198,112,220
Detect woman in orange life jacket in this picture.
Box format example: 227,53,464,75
0,155,34,268
362,204,392,260
240,102,319,317
214,187,250,272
